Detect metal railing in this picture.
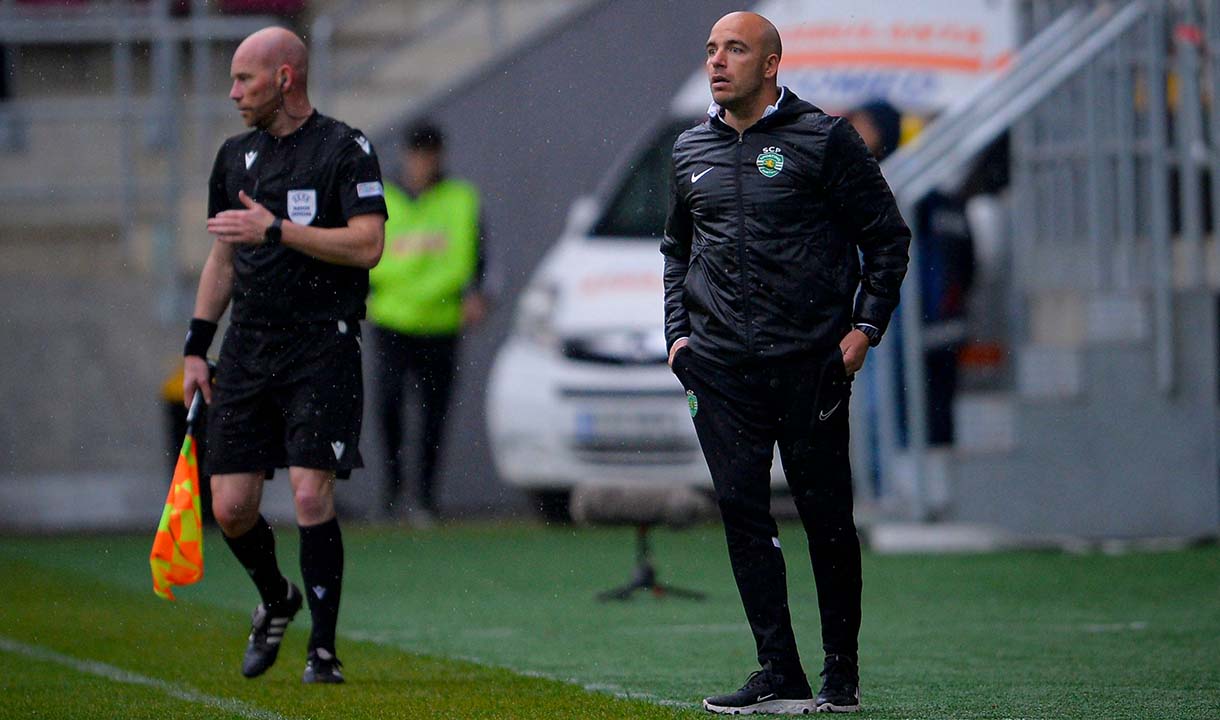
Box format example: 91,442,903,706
867,0,1214,519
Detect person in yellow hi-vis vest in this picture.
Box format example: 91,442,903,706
367,121,488,523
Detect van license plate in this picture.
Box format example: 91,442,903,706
573,411,679,443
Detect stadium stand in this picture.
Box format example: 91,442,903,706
0,0,591,529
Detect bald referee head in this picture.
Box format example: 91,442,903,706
229,26,313,136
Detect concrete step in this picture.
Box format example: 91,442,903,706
1021,237,1220,292
1172,236,1219,289
332,1,451,39
327,0,587,132
883,449,954,518
954,344,1167,455
943,291,1219,539
950,372,1216,536
1078,343,1157,400
953,392,1017,453
950,387,1219,538
1085,293,1150,343
1028,290,1150,347
1015,345,1082,400
865,521,1032,554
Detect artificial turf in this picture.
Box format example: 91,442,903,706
0,522,1217,719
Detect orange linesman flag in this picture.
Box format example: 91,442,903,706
151,390,205,600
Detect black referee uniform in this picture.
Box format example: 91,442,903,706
205,110,387,669
207,111,386,478
662,88,909,696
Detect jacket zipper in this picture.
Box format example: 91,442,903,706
734,132,755,355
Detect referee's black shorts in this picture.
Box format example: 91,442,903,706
205,319,364,479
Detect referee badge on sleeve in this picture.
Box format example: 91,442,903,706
288,189,316,225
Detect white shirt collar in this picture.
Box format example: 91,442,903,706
707,86,787,120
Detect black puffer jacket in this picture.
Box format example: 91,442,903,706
662,89,910,365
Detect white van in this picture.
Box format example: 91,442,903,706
488,0,1016,515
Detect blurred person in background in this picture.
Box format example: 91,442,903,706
663,12,909,714
846,102,976,446
183,26,387,684
367,120,489,524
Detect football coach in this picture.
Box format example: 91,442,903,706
182,26,387,684
662,11,910,715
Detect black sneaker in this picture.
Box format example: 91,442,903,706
302,648,345,684
703,664,814,715
814,654,861,713
240,583,303,678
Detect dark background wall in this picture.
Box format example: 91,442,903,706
359,0,741,516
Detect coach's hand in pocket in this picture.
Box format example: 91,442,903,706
839,328,870,375
668,337,690,369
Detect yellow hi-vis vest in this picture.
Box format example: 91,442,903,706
368,179,480,335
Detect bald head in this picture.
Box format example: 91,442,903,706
713,11,782,60
229,26,313,133
706,11,782,122
234,26,309,86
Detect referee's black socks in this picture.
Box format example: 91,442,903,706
223,514,291,610
299,517,344,654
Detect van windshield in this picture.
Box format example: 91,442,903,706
592,119,699,239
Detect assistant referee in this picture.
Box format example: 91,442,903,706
183,26,387,684
663,12,910,715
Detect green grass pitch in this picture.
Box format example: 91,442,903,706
0,522,1217,718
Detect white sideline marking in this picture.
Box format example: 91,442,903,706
0,636,295,720
1082,621,1148,633
346,627,520,643
618,623,745,635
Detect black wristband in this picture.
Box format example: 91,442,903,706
184,318,218,358
264,217,283,246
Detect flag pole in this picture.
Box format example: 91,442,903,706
186,388,203,428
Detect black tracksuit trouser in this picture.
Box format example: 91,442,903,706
371,326,459,514
672,347,862,676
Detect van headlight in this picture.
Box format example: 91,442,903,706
514,281,559,350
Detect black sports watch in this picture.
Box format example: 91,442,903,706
264,217,283,246
853,323,882,347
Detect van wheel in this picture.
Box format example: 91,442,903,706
531,490,571,524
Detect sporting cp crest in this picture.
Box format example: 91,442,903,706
756,148,784,178
687,389,699,418
287,189,317,226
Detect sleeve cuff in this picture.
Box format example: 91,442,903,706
852,323,882,347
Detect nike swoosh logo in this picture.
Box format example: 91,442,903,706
819,399,842,421
691,167,713,183
755,693,776,702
